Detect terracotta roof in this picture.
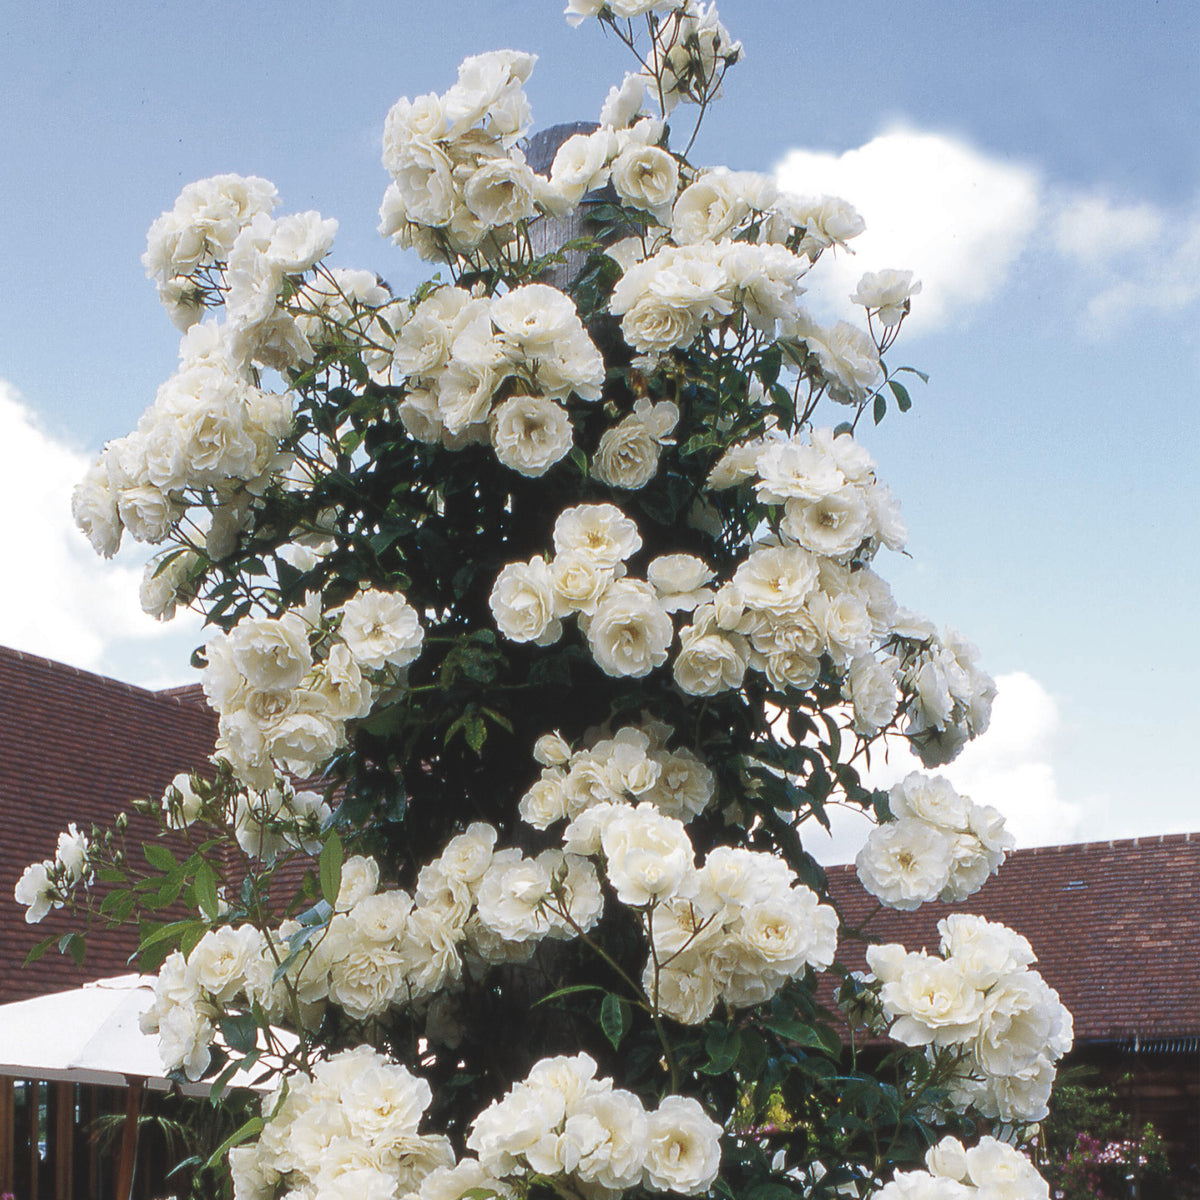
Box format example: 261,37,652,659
826,832,1200,1042
0,645,218,1002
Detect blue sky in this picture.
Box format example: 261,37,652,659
2,1,1197,854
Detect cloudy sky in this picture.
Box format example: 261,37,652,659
2,1,1196,856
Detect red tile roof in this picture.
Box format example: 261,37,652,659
826,832,1200,1042
0,645,217,1002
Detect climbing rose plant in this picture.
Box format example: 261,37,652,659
19,5,1071,1198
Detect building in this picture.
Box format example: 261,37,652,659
827,833,1200,1180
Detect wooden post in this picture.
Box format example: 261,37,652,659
27,1079,40,1200
53,1081,74,1200
115,1079,143,1200
0,1077,13,1192
524,122,613,289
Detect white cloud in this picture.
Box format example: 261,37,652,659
805,672,1084,865
1051,192,1165,264
773,124,1200,335
774,125,1041,330
0,380,200,686
1051,190,1200,328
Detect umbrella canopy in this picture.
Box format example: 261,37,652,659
0,973,290,1095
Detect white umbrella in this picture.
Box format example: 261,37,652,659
0,973,290,1095
0,974,294,1199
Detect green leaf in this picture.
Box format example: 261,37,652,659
219,1012,259,1055
888,378,913,412
143,842,179,873
532,983,606,1008
700,1024,741,1074
763,1016,841,1057
319,831,344,906
599,993,629,1050
57,932,86,966
872,393,887,425
23,935,59,966
193,862,220,921
204,1116,265,1170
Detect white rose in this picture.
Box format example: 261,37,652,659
489,394,573,476
161,772,204,829
644,748,715,820
887,772,969,832
533,731,572,766
338,589,424,670
490,557,562,645
781,486,872,559
733,545,819,616
643,1096,722,1195
610,144,679,214
72,458,123,557
519,770,570,829
327,922,408,1019
844,652,900,734
188,925,260,1004
674,615,748,696
938,914,1035,988
754,439,844,505
870,949,985,1047
593,414,662,489
647,957,720,1024
553,502,641,568
585,580,673,678
600,804,696,907
647,553,714,612
975,971,1073,1077
336,855,381,910
549,130,614,204
571,1087,649,1189
855,819,955,911
963,1137,1049,1200
14,861,57,923
851,268,922,326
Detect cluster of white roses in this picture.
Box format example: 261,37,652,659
393,281,604,470
74,170,373,580
140,827,604,1074
227,1046,454,1200
143,170,340,368
228,1048,722,1200
12,823,91,925
611,238,811,357
866,915,1073,1123
202,588,424,787
467,1052,723,1197
71,320,293,562
490,501,657,665
888,621,997,767
488,440,994,769
292,265,404,380
519,721,715,829
855,773,1014,910
871,1135,1049,1200
590,158,889,411
562,802,839,1023
378,49,551,262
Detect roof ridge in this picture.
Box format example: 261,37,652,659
0,643,201,710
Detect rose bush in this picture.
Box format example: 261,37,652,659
17,4,1066,1198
